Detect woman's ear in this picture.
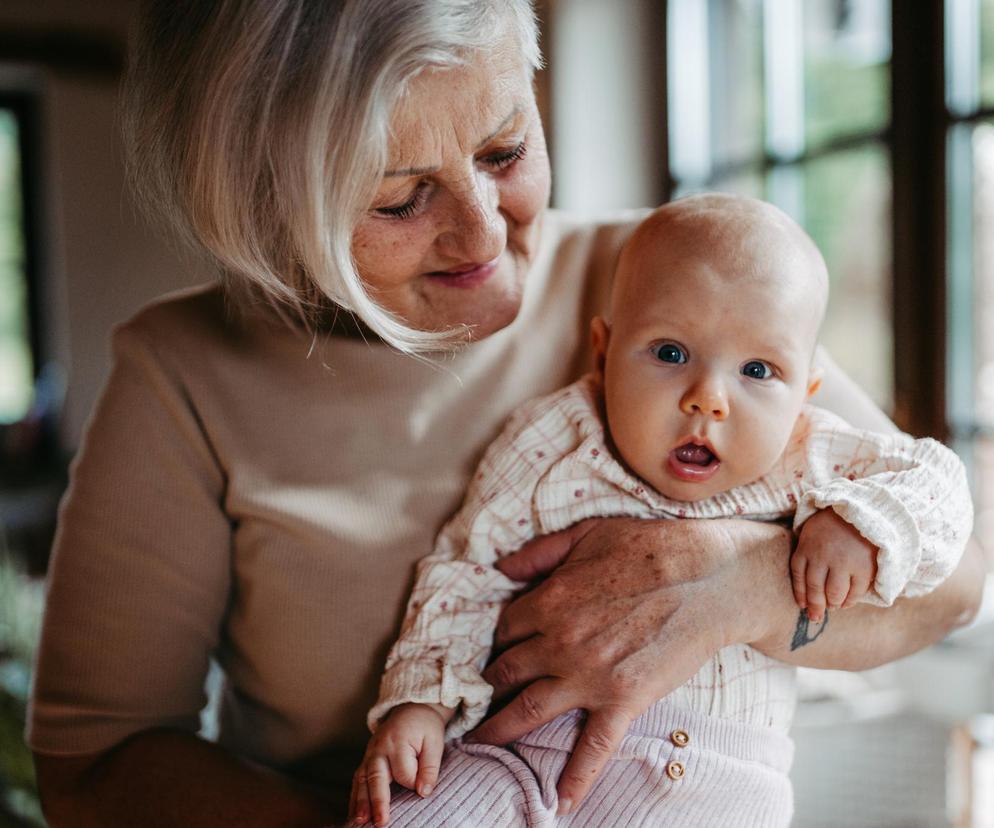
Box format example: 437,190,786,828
807,367,824,399
590,316,611,379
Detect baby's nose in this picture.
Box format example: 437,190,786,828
679,380,729,419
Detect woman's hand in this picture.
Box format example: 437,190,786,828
467,516,792,815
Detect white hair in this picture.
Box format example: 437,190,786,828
123,0,542,352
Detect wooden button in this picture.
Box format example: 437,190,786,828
666,760,685,780
671,729,690,747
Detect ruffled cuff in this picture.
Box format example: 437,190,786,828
795,477,921,606
367,657,494,740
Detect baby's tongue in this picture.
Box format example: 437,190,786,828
675,444,715,465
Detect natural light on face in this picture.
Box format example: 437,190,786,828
0,108,32,424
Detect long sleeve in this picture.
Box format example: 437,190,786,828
792,407,973,606
28,320,232,755
367,387,592,738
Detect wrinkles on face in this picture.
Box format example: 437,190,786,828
350,38,550,341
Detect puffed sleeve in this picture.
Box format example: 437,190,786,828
793,408,973,607
27,319,232,755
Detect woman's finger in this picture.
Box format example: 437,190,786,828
467,678,574,746
416,729,444,797
495,520,596,581
492,587,543,649
556,707,632,815
366,755,393,827
482,635,550,701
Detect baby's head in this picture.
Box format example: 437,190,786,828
592,193,828,502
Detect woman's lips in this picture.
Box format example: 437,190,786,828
666,441,721,483
425,257,500,288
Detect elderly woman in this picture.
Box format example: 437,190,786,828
29,1,982,826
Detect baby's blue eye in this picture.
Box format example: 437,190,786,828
742,360,773,380
653,343,687,364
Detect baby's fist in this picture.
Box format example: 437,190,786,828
350,703,451,827
792,509,878,623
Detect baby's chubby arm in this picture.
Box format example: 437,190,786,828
350,702,453,827
367,393,573,737
791,407,973,622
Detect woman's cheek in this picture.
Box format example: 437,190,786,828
353,222,429,292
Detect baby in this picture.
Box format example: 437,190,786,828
349,195,973,827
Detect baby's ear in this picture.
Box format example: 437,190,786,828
806,367,824,399
590,316,611,379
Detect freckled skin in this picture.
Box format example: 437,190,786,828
592,197,828,502
350,37,551,340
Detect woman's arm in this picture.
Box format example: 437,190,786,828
34,730,336,828
468,516,983,814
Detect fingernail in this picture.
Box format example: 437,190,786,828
559,798,573,815
419,784,433,797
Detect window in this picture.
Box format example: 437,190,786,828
0,105,33,424
946,0,994,563
666,0,894,411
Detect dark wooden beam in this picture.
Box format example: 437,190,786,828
891,1,948,438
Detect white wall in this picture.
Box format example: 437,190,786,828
548,0,666,215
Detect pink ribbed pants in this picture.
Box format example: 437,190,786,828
382,702,794,827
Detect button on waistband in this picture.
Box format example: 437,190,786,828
666,760,685,781
670,729,690,747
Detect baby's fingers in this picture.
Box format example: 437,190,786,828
351,766,372,826
842,573,872,608
804,562,828,623
366,756,394,827
825,567,851,610
415,727,444,797
790,553,808,609
389,744,420,790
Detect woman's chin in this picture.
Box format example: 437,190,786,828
412,271,526,343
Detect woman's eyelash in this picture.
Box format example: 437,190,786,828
375,143,526,219
484,142,527,169
376,184,429,219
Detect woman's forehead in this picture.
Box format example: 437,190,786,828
386,47,533,163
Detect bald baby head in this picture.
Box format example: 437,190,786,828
591,194,831,501
611,193,829,353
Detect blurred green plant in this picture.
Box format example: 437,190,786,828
0,533,45,827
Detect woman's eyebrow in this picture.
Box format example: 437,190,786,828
475,107,521,150
384,108,522,177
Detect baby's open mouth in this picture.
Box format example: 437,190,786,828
667,441,721,483
673,443,717,466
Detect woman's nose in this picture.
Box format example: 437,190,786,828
437,176,505,263
679,376,729,420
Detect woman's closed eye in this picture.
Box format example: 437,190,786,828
482,141,527,171
741,360,775,380
373,142,526,221
374,181,431,220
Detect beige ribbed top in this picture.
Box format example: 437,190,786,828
27,211,637,783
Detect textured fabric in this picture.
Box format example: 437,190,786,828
370,374,972,738
27,210,637,768
381,702,794,828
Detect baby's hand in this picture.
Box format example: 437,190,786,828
791,509,878,623
349,702,451,827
